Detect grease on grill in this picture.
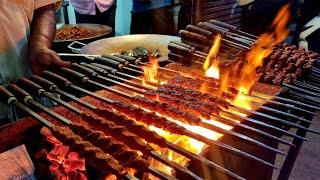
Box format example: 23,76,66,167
55,27,93,40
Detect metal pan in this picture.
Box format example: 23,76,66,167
80,34,181,57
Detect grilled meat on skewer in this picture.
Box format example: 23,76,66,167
81,112,154,155
110,100,187,134
69,123,149,171
129,96,202,125
144,91,219,119
94,107,168,147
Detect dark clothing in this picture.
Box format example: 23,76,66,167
132,0,171,13
178,0,193,31
130,5,176,35
241,0,289,35
75,5,116,36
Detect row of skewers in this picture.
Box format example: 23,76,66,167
166,19,320,88
1,52,320,179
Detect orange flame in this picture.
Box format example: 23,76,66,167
205,61,220,79
142,57,159,86
233,4,290,109
218,69,230,97
203,34,222,79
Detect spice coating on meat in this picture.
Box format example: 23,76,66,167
130,96,201,125
93,107,168,147
167,75,234,100
81,113,154,155
69,123,149,171
110,100,187,134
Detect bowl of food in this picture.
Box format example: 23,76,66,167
54,23,112,42
53,23,112,52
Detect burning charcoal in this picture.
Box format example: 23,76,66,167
64,158,86,172
52,145,69,160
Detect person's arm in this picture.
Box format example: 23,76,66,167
29,4,69,75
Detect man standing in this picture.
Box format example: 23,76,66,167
69,0,117,36
131,0,175,35
0,0,70,123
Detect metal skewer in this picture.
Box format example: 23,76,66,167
2,85,136,180
67,65,287,155
72,61,308,143
10,83,201,180
252,92,320,112
28,75,246,180
80,64,294,147
220,110,307,141
43,70,278,169
230,105,320,135
242,93,318,115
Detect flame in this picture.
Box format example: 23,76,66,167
233,4,290,110
232,87,252,110
203,34,222,79
202,119,233,131
218,69,230,97
149,126,206,160
142,57,159,86
205,62,220,79
199,81,209,94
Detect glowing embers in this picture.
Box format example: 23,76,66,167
45,131,87,180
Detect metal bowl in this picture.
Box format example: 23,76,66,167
81,34,180,57
54,23,112,43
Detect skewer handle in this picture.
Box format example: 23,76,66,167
208,19,236,31
198,22,227,35
102,54,129,66
170,41,195,50
59,68,89,84
30,75,58,92
16,78,43,95
0,86,16,105
168,43,193,56
7,84,33,103
91,63,118,74
81,63,108,75
94,56,122,68
42,71,72,88
113,54,140,65
179,30,211,45
70,63,98,77
186,25,213,38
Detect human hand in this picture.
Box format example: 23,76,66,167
29,45,70,75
